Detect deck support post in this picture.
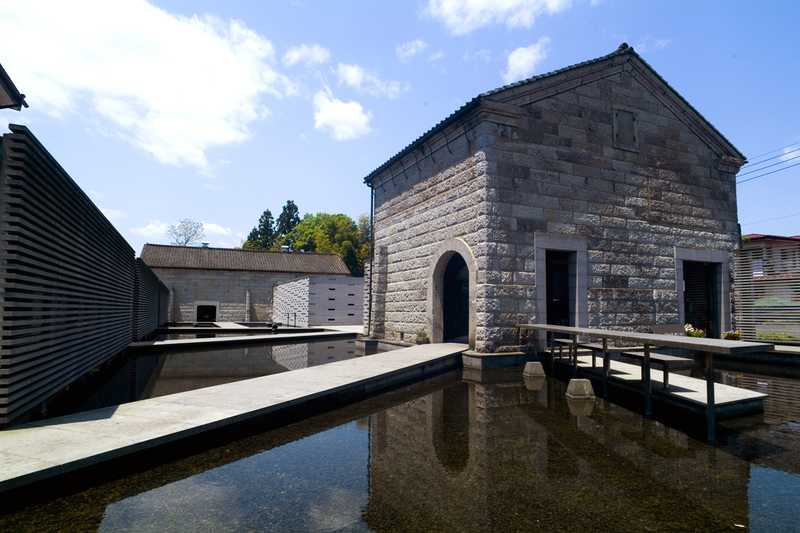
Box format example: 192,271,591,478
705,351,716,443
571,335,578,376
643,343,652,417
602,337,609,398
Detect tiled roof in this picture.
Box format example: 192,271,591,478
362,43,744,185
141,244,351,274
743,234,800,242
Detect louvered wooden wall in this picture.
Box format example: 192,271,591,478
134,258,169,341
0,124,163,424
734,241,800,344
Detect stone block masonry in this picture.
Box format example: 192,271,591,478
365,45,744,353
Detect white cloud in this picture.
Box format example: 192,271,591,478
335,63,408,99
0,1,296,170
313,89,371,141
780,146,800,162
131,220,169,239
634,36,671,54
203,222,232,236
503,37,551,83
429,50,446,62
396,39,428,62
426,0,572,35
283,43,331,66
100,208,127,222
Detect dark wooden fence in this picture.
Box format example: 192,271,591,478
0,124,166,424
134,258,169,341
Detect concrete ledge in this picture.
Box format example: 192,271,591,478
129,330,357,351
0,342,468,494
461,350,530,369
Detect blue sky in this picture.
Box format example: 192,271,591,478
0,0,798,253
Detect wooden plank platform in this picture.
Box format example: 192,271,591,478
571,355,767,411
0,343,467,493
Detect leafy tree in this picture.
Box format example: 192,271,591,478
285,213,365,275
168,218,205,246
276,200,300,238
243,210,275,249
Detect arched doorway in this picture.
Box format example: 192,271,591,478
443,254,469,342
428,238,477,346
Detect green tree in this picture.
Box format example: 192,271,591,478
243,209,275,249
276,200,300,239
285,213,366,275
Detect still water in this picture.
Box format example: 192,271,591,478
37,339,365,420
4,363,800,532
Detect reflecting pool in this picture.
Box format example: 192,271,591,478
35,338,367,420
4,363,799,532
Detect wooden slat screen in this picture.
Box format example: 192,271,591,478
134,258,169,341
734,241,800,345
0,124,138,424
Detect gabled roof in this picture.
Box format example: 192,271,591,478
743,234,800,243
141,244,351,275
0,63,27,111
363,43,745,185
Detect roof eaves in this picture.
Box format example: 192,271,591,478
362,45,630,186
623,50,746,162
362,43,746,185
0,63,28,111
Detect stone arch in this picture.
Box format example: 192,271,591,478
427,238,477,347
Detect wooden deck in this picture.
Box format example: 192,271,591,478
569,355,766,413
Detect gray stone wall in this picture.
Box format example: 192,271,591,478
370,116,495,348
484,68,740,347
152,268,301,322
368,58,741,351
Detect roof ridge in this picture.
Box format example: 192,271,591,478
142,243,342,257
362,42,743,184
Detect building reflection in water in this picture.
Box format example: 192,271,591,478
366,369,755,532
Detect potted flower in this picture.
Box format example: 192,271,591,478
684,323,706,338
722,330,741,340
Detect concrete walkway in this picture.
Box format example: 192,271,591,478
129,329,355,350
0,343,467,493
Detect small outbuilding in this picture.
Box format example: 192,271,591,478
141,244,355,323
363,44,745,352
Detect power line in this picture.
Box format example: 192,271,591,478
737,153,800,177
737,161,800,185
742,140,800,166
741,211,800,226
741,146,800,169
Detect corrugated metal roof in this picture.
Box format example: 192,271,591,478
141,244,351,275
362,43,745,185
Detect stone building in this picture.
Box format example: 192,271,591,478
141,244,353,323
364,43,745,353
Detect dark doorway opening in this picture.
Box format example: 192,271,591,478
546,250,575,328
683,261,721,338
443,253,469,342
196,305,217,322
432,382,470,472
